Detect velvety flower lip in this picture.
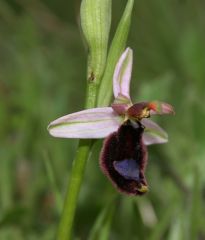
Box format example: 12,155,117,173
100,119,148,195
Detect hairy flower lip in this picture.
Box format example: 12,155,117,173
100,119,149,196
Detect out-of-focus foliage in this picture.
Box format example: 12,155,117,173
0,0,205,239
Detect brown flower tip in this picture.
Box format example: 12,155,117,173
100,120,148,195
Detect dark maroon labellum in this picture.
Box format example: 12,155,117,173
100,120,148,195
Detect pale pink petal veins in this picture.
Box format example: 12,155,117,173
141,119,168,145
113,47,133,99
48,107,122,139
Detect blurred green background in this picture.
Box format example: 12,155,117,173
1,0,205,239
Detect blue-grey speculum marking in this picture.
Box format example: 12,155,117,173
113,159,140,181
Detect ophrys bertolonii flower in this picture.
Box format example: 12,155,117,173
48,48,174,195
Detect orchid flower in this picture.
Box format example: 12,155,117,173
48,47,174,195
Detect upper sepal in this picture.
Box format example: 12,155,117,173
48,107,122,139
113,47,133,100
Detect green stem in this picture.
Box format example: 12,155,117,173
57,139,91,240
56,82,98,240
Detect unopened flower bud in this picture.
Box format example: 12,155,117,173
80,0,112,83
